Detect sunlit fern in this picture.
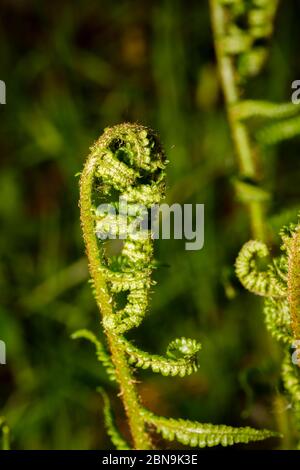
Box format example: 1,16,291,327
236,221,300,447
74,123,278,450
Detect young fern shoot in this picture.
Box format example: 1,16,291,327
76,123,278,449
236,221,300,447
210,0,300,241
214,0,300,448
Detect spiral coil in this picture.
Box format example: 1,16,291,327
86,123,166,334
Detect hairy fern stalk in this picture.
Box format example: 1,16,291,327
236,222,300,447
77,123,278,449
209,0,300,448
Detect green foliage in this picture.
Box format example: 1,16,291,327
143,409,278,448
281,353,300,448
211,0,300,158
217,0,279,79
232,100,300,121
236,222,299,347
235,240,286,297
71,329,116,382
122,336,201,377
282,353,300,408
98,389,131,450
215,0,300,448
79,122,278,449
1,0,300,451
81,123,167,337
236,221,300,445
256,116,300,145
232,100,300,145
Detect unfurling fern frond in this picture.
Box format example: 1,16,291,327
121,337,201,377
210,0,297,449
236,222,300,348
143,410,279,448
98,388,131,450
235,240,286,297
80,123,167,338
236,220,300,446
268,207,300,237
78,123,278,449
71,329,116,381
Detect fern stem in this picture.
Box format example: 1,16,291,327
79,123,277,450
288,227,300,366
209,0,266,241
80,153,152,450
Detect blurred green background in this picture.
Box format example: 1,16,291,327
0,0,300,450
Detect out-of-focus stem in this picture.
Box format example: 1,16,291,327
0,417,10,450
209,0,266,241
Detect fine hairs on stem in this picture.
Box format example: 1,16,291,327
236,223,300,448
76,123,278,449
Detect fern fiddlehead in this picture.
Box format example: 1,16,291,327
76,123,278,449
122,336,201,377
236,220,300,446
236,223,300,354
79,123,166,449
235,240,286,298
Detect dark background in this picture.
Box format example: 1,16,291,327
0,0,300,449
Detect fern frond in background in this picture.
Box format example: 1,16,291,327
212,0,300,448
236,220,300,447
210,0,300,242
